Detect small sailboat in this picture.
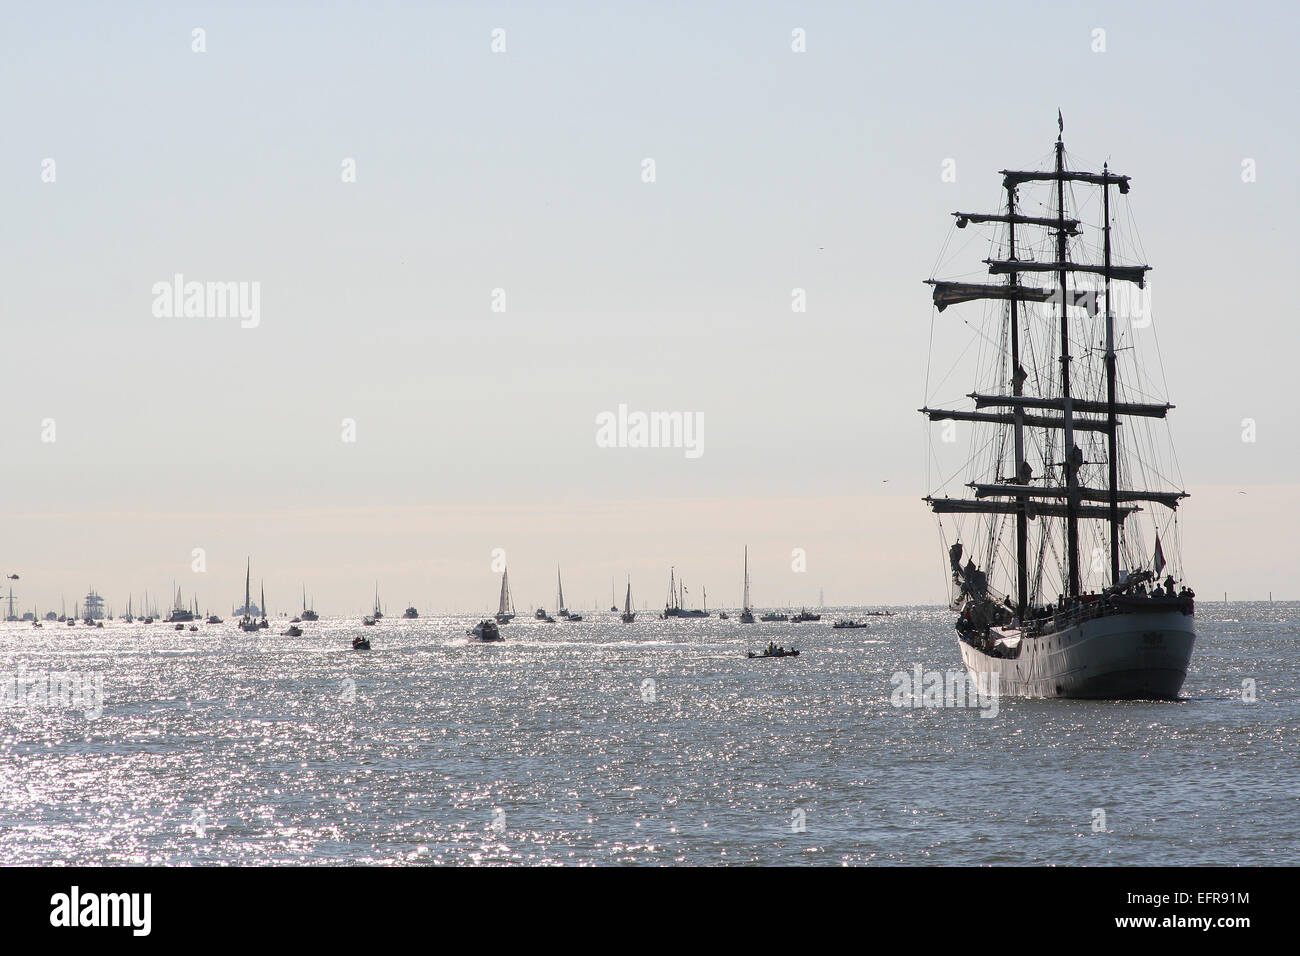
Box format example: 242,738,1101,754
372,583,384,620
739,548,757,623
494,567,516,624
610,578,619,613
258,584,269,629
556,568,582,621
239,561,260,632
621,578,636,623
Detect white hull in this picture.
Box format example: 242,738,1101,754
959,609,1195,700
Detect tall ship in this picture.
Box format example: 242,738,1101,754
920,117,1195,699
82,589,107,620
494,567,516,624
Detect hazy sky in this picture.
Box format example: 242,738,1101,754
2,1,1297,613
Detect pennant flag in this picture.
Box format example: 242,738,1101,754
1153,535,1166,575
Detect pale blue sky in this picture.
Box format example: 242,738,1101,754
1,1,1296,611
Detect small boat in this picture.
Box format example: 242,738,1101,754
352,635,370,650
371,583,384,620
470,619,502,642
188,625,198,632
174,623,185,631
832,619,870,629
748,644,800,659
403,606,419,619
207,614,223,624
362,615,377,626
792,609,821,622
759,612,789,622
282,625,303,637
718,611,729,620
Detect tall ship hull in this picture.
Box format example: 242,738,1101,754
921,117,1197,701
959,605,1194,700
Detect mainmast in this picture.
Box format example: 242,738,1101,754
1054,126,1082,598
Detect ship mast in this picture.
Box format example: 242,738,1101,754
1103,164,1121,585
1005,183,1029,617
1055,126,1081,598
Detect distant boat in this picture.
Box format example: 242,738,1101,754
372,583,384,620
470,619,502,642
300,586,319,622
556,568,582,621
207,614,223,624
239,560,260,632
662,567,708,618
792,609,821,622
167,583,196,623
739,547,755,624
832,619,870,629
610,578,619,613
494,567,516,624
352,635,370,650
748,645,800,659
402,606,419,619
258,583,269,629
282,624,303,637
621,578,636,623
759,611,789,622
362,615,377,626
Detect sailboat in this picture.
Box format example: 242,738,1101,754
620,577,636,623
610,578,619,613
494,567,516,624
920,116,1195,699
556,568,582,621
372,583,384,620
239,561,259,632
300,586,319,621
662,568,708,618
258,583,269,629
739,548,755,623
